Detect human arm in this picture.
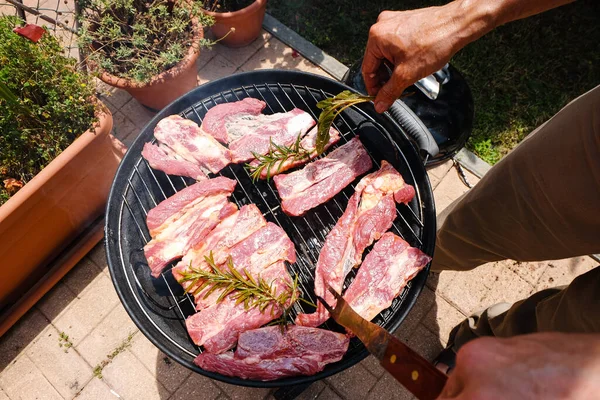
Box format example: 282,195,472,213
436,333,600,399
363,0,575,113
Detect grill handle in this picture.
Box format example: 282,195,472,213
388,100,440,159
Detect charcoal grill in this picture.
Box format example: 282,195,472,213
105,70,436,388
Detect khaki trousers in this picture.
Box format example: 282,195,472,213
431,85,600,349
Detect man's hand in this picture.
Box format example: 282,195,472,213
363,6,465,113
437,333,600,399
363,0,575,113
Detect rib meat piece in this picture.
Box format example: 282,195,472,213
200,97,267,143
142,115,232,180
273,137,373,217
186,260,295,353
194,326,349,381
143,177,237,277
247,126,341,179
228,108,316,163
296,161,416,327
142,142,207,181
343,232,431,322
172,204,267,298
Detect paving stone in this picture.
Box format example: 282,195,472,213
63,257,103,295
426,270,457,294
0,388,7,400
128,333,191,394
120,99,157,129
111,111,139,147
74,377,119,400
0,308,50,371
102,350,169,400
292,380,326,400
169,372,222,400
196,47,218,72
76,305,138,368
316,386,342,400
239,38,331,78
406,324,444,363
536,256,598,291
99,85,133,110
213,380,271,400
432,167,479,217
216,30,272,67
439,267,494,316
326,364,377,400
0,355,62,400
88,242,108,275
54,273,120,346
360,355,386,378
393,287,436,342
367,373,414,400
25,324,93,398
482,266,534,308
507,260,548,287
35,281,77,323
426,160,453,191
422,296,466,346
197,54,238,85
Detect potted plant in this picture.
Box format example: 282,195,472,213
0,16,124,333
78,0,215,110
203,0,267,48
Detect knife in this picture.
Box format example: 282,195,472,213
317,286,448,400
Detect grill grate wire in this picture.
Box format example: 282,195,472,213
116,82,427,360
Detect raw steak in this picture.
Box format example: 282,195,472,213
343,232,431,322
200,97,267,143
273,137,373,217
194,326,349,381
247,126,342,179
186,261,295,353
142,115,232,180
296,161,416,327
228,108,316,163
142,142,208,181
143,177,237,277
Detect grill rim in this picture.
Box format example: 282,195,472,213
105,70,436,388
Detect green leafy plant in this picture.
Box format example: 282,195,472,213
178,252,314,327
78,0,215,83
315,90,374,154
203,0,255,13
0,16,97,206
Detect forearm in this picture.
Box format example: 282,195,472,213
448,0,575,54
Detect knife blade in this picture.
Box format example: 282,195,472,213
317,286,448,400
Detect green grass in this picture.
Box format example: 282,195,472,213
267,0,600,164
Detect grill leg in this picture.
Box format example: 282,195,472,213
273,383,313,400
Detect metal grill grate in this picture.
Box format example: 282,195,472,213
106,71,436,387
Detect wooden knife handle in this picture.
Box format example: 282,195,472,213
380,335,448,400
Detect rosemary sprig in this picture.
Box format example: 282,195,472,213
315,91,375,154
246,134,311,181
177,252,302,317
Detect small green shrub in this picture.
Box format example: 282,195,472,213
0,16,97,206
78,0,215,83
204,0,255,12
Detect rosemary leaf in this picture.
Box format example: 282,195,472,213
315,90,375,154
246,136,311,181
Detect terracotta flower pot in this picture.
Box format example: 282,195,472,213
0,107,124,312
204,0,267,48
95,21,203,110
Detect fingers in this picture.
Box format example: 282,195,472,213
377,10,396,22
362,40,383,97
373,66,407,113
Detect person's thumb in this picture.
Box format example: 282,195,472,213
373,67,406,113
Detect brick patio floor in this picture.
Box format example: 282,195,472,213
0,29,597,400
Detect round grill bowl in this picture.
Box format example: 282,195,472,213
105,70,436,388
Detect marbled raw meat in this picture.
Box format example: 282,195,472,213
142,142,208,181
343,232,431,322
200,97,267,143
194,326,349,381
247,126,341,179
273,137,373,217
143,177,237,277
296,161,416,327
